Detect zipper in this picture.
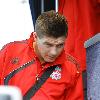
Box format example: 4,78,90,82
4,60,34,85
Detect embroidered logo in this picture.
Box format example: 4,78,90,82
11,57,19,64
50,66,61,80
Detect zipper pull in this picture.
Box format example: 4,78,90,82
36,74,39,81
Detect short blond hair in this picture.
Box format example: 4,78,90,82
35,10,68,38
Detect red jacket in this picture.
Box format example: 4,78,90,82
0,33,84,100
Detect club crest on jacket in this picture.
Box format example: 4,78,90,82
50,66,61,80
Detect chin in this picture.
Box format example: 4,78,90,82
44,58,55,63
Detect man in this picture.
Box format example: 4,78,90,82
0,10,84,100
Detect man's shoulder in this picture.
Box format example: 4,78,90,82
1,40,28,51
64,53,81,76
66,54,80,70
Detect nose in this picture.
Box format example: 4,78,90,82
50,47,57,56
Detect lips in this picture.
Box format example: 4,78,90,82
48,56,56,60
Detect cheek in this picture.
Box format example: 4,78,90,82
38,44,45,51
38,46,43,51
57,48,64,54
44,53,49,58
38,45,49,55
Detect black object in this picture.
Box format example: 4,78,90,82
23,65,57,99
82,70,87,100
29,0,55,26
29,0,41,26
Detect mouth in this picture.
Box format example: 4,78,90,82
48,56,56,60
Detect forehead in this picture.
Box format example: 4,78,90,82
38,36,66,44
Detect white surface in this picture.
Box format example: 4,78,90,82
0,86,22,100
0,0,34,50
55,0,58,12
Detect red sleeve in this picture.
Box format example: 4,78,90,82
65,54,84,100
65,72,84,100
0,44,9,84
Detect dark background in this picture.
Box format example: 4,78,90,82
29,0,55,26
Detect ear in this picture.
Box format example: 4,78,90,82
33,32,37,41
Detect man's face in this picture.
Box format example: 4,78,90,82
36,35,66,62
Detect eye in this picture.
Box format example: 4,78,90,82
45,43,52,47
57,44,64,48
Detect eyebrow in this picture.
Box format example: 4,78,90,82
44,42,65,45
44,42,53,45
